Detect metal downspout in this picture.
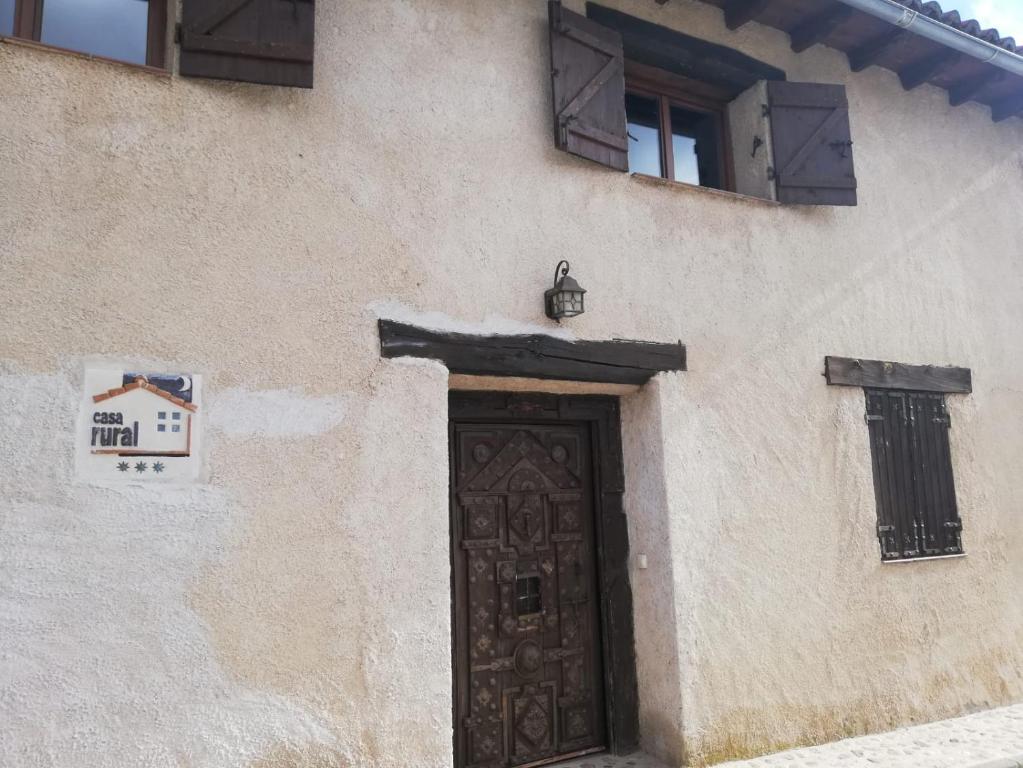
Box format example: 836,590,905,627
833,0,1023,78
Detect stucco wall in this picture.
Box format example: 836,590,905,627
3,0,1023,766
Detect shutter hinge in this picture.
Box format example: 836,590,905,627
877,525,896,533
175,22,183,45
933,416,950,425
767,166,776,181
762,104,770,117
865,414,884,423
943,521,963,530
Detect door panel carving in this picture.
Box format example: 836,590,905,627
453,423,606,768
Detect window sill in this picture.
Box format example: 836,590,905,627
0,36,170,78
882,553,967,565
631,173,780,206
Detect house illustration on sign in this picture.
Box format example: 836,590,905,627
90,375,197,457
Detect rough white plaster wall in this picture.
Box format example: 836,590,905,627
0,368,336,767
622,375,688,765
208,388,347,438
2,0,1023,765
0,359,450,768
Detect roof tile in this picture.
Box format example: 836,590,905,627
897,0,1017,52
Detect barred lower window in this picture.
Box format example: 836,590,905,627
864,389,964,561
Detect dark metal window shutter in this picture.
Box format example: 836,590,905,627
179,0,315,89
766,81,857,206
548,1,629,172
909,393,963,555
864,389,963,561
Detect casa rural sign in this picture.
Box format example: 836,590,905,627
76,367,203,483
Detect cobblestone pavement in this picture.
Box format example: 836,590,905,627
557,703,1023,768
716,704,1023,768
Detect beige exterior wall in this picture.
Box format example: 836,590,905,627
2,0,1023,766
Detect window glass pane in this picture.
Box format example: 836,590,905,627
626,93,663,178
670,104,723,190
40,0,150,65
0,0,14,37
671,133,700,186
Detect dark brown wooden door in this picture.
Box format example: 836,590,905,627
452,422,607,768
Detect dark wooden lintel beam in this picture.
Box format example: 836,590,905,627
825,356,972,394
848,28,908,72
379,320,687,385
789,5,855,53
948,69,1006,106
724,0,773,31
991,91,1023,122
899,50,962,90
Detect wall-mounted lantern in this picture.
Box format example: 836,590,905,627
544,260,586,322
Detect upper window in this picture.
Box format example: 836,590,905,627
2,0,166,68
625,63,731,191
548,3,859,206
0,0,13,37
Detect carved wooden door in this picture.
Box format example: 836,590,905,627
452,423,606,768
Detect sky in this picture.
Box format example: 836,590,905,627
953,0,1023,38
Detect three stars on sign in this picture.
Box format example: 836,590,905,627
116,461,165,474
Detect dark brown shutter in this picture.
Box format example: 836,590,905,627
548,2,629,172
866,390,916,560
908,393,963,555
865,390,963,561
766,81,857,205
179,0,315,89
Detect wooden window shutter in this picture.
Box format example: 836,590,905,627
866,390,914,560
766,81,857,205
907,393,963,556
865,389,963,561
548,1,629,172
179,0,315,89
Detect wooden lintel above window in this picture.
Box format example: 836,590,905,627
625,59,734,107
825,356,972,394
379,320,686,385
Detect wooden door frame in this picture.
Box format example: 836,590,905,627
449,391,639,766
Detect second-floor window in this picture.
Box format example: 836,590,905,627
624,63,731,191
1,0,166,68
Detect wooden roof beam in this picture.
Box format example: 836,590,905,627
991,92,1023,122
899,50,963,91
724,0,773,31
848,28,908,72
789,5,856,54
948,69,1006,106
